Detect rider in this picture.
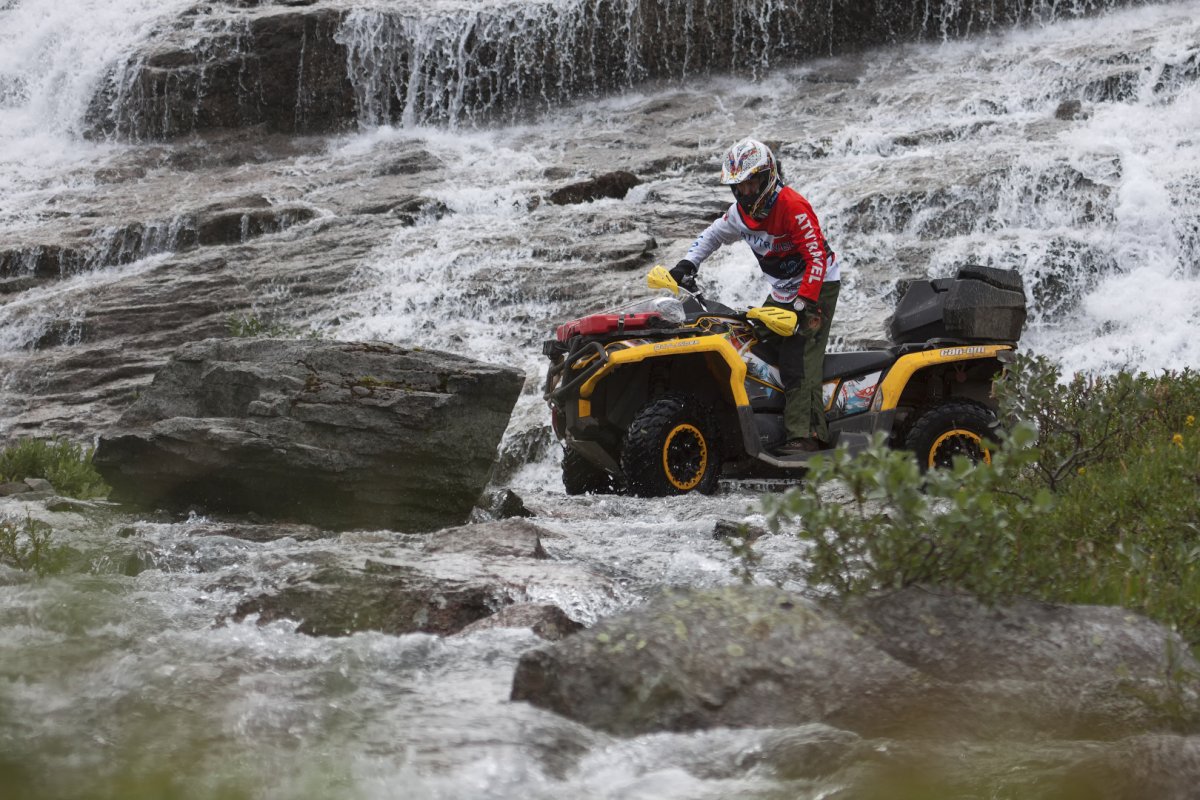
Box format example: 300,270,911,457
670,137,841,455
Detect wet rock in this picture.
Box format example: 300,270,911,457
846,586,1200,738
844,182,998,238
492,489,534,520
1051,734,1200,800
92,338,523,532
1155,51,1200,95
0,244,86,279
232,518,611,637
511,585,932,737
547,171,641,205
511,585,1200,739
178,520,328,543
351,196,451,225
0,200,401,439
1054,98,1087,120
161,129,329,170
0,199,319,294
851,586,1188,685
44,497,99,513
372,151,442,177
459,603,584,641
0,276,45,295
424,518,547,559
0,482,30,497
235,565,505,636
193,204,319,247
712,519,767,543
531,230,658,272
491,425,555,485
470,489,534,522
94,165,149,184
1083,68,1145,103
87,6,355,139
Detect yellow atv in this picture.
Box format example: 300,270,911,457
542,265,1026,496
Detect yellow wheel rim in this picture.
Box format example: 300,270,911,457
929,429,991,469
662,423,708,491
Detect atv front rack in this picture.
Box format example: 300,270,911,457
543,340,608,404
542,310,772,405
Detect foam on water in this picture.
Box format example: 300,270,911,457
0,0,196,228
0,252,170,354
329,123,604,379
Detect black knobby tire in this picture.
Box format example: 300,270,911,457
904,399,997,471
620,392,721,497
561,448,619,496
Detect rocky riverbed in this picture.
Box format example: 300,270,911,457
3,1,1200,797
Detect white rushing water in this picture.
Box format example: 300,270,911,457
0,0,199,230
1,1,1199,798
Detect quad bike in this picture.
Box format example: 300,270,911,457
542,264,1027,496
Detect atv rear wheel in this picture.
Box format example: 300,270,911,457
561,448,619,495
621,392,721,497
904,400,996,471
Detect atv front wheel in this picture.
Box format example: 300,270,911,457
561,448,619,495
904,400,996,471
621,392,721,497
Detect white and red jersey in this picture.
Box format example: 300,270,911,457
684,185,839,305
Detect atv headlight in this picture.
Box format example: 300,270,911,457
648,296,686,323
610,295,687,322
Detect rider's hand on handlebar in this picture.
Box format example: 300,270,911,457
670,259,699,293
795,297,824,336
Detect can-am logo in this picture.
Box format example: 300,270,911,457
939,346,988,357
653,340,701,352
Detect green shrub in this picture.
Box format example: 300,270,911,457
762,424,1051,602
993,354,1200,490
763,356,1200,647
0,515,72,576
225,312,322,340
225,312,293,338
0,437,110,499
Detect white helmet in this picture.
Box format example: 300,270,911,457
720,138,780,219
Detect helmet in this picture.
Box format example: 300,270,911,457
720,138,780,219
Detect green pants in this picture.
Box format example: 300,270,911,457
767,280,840,442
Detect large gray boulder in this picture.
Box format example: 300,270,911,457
511,585,1200,740
93,338,523,531
511,585,936,737
847,586,1200,739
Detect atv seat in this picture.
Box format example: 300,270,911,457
822,351,895,381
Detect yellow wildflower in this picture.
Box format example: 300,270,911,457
1172,433,1184,448
1187,415,1195,427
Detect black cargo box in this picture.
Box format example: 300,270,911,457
888,266,1026,344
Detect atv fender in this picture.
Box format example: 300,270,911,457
877,344,1014,411
574,333,762,460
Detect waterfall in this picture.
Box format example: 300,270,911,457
51,0,1160,140
0,0,195,138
